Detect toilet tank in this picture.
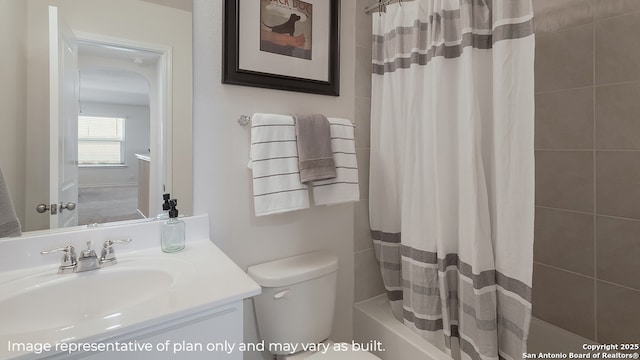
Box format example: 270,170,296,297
247,251,338,355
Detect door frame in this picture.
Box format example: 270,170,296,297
48,5,79,229
71,31,173,221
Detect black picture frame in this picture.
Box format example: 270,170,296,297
222,0,340,96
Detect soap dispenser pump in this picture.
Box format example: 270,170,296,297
161,199,185,253
156,193,171,220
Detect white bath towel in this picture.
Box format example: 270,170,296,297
311,118,360,205
0,168,21,238
249,113,309,216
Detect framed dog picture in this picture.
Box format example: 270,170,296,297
223,0,340,96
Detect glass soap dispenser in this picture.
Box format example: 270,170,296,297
161,199,185,253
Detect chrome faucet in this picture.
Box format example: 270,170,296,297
77,242,100,272
41,239,132,274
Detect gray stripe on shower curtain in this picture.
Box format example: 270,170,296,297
371,0,535,75
373,230,532,299
374,230,533,359
372,20,534,75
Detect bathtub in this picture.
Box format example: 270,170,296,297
354,294,595,360
354,295,450,360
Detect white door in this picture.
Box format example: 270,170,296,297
49,6,79,229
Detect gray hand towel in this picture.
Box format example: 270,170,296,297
293,114,337,183
0,168,21,238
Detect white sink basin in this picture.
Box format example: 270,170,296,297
0,267,174,335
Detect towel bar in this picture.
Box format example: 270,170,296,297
240,114,356,127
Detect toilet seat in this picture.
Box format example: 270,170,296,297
304,343,381,360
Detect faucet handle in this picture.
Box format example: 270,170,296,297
103,238,132,247
41,245,77,274
40,244,75,255
100,238,132,267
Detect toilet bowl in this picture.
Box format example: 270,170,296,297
247,251,381,360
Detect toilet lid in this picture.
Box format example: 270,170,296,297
305,343,381,360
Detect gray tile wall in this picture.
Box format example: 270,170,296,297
533,0,640,342
353,0,386,303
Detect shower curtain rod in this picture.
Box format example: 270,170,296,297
364,0,413,15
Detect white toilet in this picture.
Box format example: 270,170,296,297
248,251,381,360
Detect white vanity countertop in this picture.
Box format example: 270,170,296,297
0,215,260,359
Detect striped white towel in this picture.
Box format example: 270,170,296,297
249,113,309,216
311,118,360,205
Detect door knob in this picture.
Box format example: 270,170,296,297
59,202,76,211
36,203,56,214
36,202,75,214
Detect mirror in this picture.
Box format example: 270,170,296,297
0,0,193,235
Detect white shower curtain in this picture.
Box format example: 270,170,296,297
369,1,535,359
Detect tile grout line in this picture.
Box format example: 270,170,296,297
596,278,640,293
594,8,640,24
536,20,594,39
535,261,640,293
535,205,594,216
535,84,593,95
534,261,594,281
537,205,640,223
535,78,640,97
592,79,640,88
536,205,640,221
536,8,640,37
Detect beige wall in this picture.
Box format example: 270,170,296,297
533,0,640,342
23,0,192,230
0,0,27,227
192,1,356,359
